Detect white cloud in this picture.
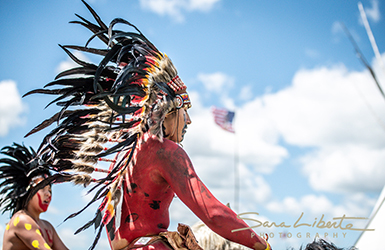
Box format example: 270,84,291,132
185,90,288,175
263,64,385,148
168,163,272,229
169,198,200,230
301,145,385,193
46,205,61,215
197,72,234,94
140,0,184,22
139,0,221,22
187,0,220,12
267,193,376,220
181,88,283,215
0,80,27,136
59,228,89,249
260,62,385,193
189,54,385,195
238,171,272,211
58,227,109,250
239,85,253,101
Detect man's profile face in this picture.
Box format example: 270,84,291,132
163,107,192,143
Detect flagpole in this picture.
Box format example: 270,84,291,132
234,119,239,212
211,106,239,211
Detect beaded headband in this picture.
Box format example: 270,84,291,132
167,76,191,109
175,93,191,109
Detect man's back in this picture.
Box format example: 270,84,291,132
108,135,267,250
109,137,177,249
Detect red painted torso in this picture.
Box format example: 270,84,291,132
108,137,176,249
107,135,265,250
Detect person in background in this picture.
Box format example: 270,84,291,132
0,143,68,250
298,239,357,250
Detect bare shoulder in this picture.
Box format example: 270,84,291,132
9,211,35,227
3,211,39,250
39,219,54,229
3,213,30,250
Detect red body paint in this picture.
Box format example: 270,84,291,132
45,229,53,244
106,135,265,250
37,193,49,212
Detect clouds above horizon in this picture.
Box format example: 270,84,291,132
0,80,27,137
267,193,376,219
139,0,221,22
263,63,385,193
181,54,385,225
58,227,110,250
191,56,385,194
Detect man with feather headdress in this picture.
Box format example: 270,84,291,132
0,143,68,250
24,1,272,250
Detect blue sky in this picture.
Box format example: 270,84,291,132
1,0,385,249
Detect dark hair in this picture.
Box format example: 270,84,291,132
291,239,357,250
0,143,51,216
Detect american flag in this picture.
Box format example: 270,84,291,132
212,106,235,133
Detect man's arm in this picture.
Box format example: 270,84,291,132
10,214,53,250
159,144,269,250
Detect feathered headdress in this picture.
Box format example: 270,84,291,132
0,143,51,216
23,1,191,249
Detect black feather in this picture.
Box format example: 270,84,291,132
81,0,108,31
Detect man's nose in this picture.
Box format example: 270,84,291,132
186,112,192,124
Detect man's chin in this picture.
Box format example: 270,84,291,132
181,131,187,142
